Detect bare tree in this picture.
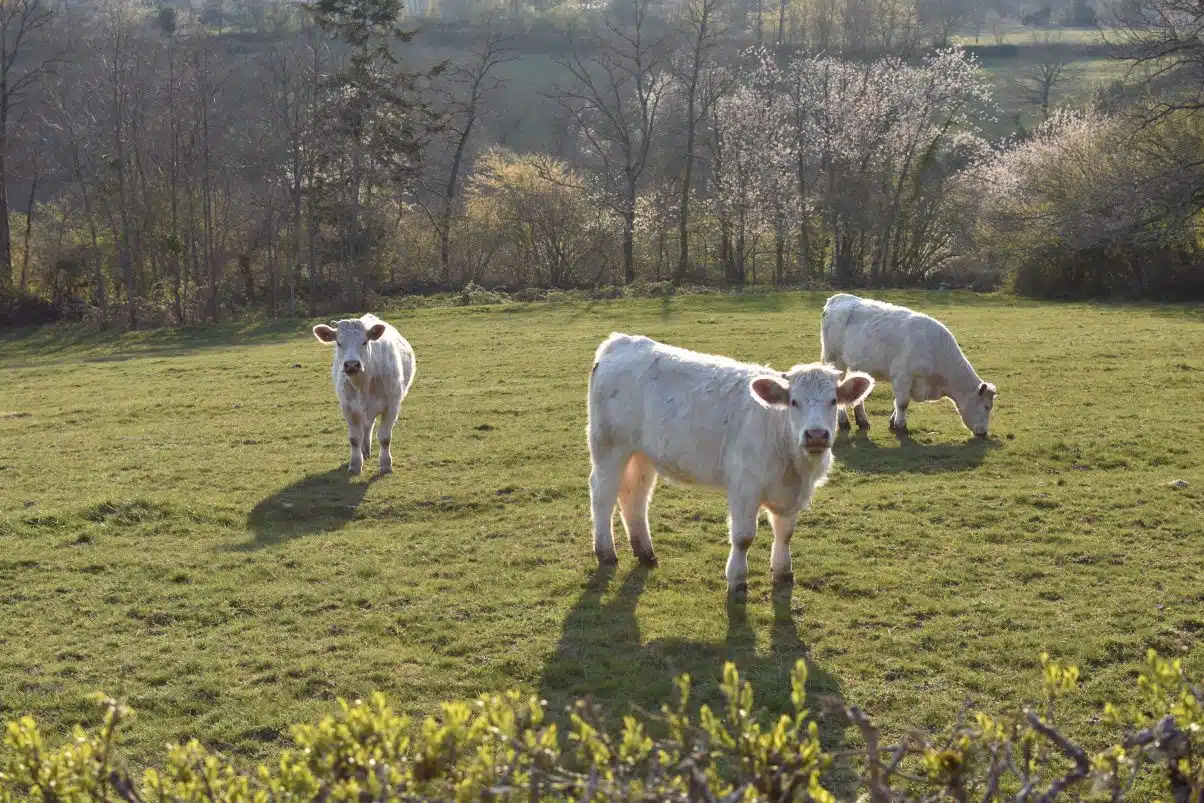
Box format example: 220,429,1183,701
671,0,725,282
1012,33,1079,121
0,0,66,291
1105,0,1204,126
555,0,669,283
919,0,969,47
425,21,513,283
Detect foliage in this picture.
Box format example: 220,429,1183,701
2,651,1204,801
960,107,1204,297
461,149,618,287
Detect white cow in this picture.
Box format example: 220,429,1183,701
820,293,996,437
587,333,873,596
312,314,416,475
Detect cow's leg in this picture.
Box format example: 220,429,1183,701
344,407,364,475
618,452,659,567
377,402,400,475
725,495,760,597
361,417,373,461
888,375,913,433
828,357,853,431
589,447,627,567
769,509,799,585
853,400,871,430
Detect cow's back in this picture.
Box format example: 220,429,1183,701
589,334,769,488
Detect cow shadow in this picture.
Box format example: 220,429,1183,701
835,431,996,475
237,468,378,550
538,568,849,758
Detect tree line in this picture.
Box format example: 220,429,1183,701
1,0,1202,329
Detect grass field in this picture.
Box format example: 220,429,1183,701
1,291,1202,773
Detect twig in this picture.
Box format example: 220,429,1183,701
1024,710,1091,803
849,706,892,803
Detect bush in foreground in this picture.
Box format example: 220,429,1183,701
1,652,1201,802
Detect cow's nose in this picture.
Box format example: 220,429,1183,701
343,360,361,374
803,429,830,446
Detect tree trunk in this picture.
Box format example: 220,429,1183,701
19,167,37,292
307,193,318,317
675,11,708,284
441,113,475,285
0,130,12,292
623,180,636,283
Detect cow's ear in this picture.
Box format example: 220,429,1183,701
750,376,790,408
367,323,387,341
313,324,337,343
837,372,874,405
979,382,996,398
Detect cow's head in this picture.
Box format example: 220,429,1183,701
750,364,874,456
312,318,388,376
956,381,997,438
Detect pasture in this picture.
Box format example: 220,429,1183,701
0,292,1202,771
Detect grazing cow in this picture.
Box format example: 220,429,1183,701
312,314,416,475
820,293,996,437
586,333,873,596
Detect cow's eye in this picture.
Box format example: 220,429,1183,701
790,399,799,408
830,398,838,406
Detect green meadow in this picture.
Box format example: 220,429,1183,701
0,292,1201,769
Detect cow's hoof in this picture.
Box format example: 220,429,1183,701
773,572,795,586
596,551,619,568
635,550,659,568
838,419,852,432
729,582,749,601
379,465,393,476
856,420,871,431
348,465,362,476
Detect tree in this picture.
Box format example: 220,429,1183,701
671,0,725,282
308,0,444,304
1012,33,1079,122
425,21,513,284
555,0,669,284
0,0,66,291
1106,0,1204,126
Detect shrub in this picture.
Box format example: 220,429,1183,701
457,282,511,306
960,108,1204,299
0,289,64,327
2,651,1203,802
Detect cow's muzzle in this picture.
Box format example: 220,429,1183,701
803,429,831,454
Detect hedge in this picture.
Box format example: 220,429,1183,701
1,651,1201,802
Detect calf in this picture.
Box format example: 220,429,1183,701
820,293,997,437
586,333,873,596
312,314,416,475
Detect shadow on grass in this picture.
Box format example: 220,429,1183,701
237,468,379,550
836,431,997,474
0,317,308,365
538,568,849,759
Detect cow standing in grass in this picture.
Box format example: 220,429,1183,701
586,333,874,597
313,314,416,475
820,293,997,437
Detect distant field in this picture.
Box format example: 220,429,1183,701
975,54,1130,137
951,24,1106,46
1,292,1202,772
